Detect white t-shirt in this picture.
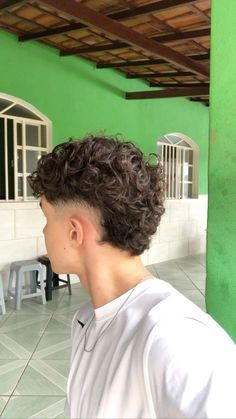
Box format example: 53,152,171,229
66,278,236,418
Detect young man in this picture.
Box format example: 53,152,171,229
29,135,236,419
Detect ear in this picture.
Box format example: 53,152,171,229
68,217,83,247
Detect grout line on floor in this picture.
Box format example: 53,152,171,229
173,263,206,297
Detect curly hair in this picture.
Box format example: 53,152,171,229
28,135,165,255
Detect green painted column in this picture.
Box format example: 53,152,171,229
207,0,236,341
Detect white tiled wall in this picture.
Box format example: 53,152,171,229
0,196,208,290
141,195,208,265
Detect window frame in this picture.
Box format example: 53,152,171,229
0,93,52,202
157,132,199,200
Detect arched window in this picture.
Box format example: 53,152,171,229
157,133,199,199
0,93,52,201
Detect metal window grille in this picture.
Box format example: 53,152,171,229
158,140,194,200
0,96,51,201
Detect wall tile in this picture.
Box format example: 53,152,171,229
147,242,169,264
196,216,207,234
179,221,198,239
0,198,208,273
15,209,45,239
169,200,189,221
159,222,180,243
0,202,39,210
0,238,37,271
168,240,189,260
189,234,206,255
188,199,207,220
0,211,14,240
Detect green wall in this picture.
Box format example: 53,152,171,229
0,29,209,193
206,0,236,340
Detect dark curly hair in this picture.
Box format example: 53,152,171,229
28,135,165,255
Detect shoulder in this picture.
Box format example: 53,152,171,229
145,314,236,418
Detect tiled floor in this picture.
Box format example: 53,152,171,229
0,254,205,418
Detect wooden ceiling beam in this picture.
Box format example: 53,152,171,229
126,86,209,99
190,97,209,102
97,53,209,68
152,27,210,43
40,0,209,77
190,97,209,106
19,22,87,41
149,82,209,88
60,28,210,57
127,71,194,79
0,0,26,10
19,0,200,42
60,41,128,56
108,0,200,20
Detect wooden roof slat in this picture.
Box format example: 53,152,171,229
153,27,210,42
18,22,87,41
149,82,209,88
104,0,200,20
60,27,210,57
40,0,209,77
127,71,194,78
188,3,210,23
96,52,209,68
126,85,209,99
60,40,127,56
190,97,209,106
19,0,201,42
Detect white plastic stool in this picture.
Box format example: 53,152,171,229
0,277,6,315
8,259,46,310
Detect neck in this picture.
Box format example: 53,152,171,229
77,247,152,308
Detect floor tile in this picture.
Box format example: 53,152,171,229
165,276,197,292
175,260,206,275
147,264,158,277
43,316,72,334
0,397,9,415
68,283,89,298
181,290,206,311
53,302,81,319
55,293,89,314
32,333,71,360
0,331,41,360
186,271,206,282
187,273,206,293
0,311,12,327
46,297,89,334
1,396,68,418
0,360,27,396
187,254,206,266
14,360,70,396
5,298,59,316
0,313,51,335
155,263,181,278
